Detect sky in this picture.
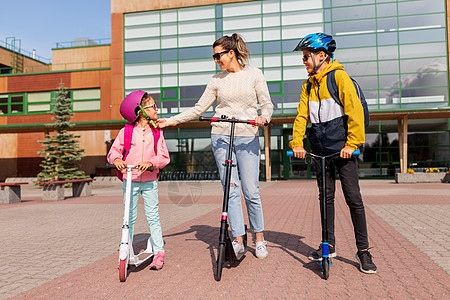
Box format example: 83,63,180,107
0,0,111,62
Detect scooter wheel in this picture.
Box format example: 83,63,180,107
119,259,128,282
216,243,225,281
322,258,330,280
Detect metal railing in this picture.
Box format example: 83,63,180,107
0,39,51,64
55,38,111,49
0,60,110,75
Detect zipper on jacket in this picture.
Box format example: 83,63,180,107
313,77,322,124
140,128,145,182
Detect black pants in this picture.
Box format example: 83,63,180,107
314,156,369,250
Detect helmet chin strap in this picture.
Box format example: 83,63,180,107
138,105,157,128
309,53,330,76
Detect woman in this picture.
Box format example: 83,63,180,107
158,33,273,259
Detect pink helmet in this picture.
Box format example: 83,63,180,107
120,90,147,123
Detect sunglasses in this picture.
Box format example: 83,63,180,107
212,50,231,60
302,55,311,62
142,103,158,110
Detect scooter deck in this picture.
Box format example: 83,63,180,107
130,251,153,266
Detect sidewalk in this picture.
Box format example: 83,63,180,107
0,180,449,299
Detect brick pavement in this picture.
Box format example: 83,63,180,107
0,180,448,299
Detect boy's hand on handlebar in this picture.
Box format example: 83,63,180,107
253,116,267,127
340,147,354,159
292,146,306,159
136,161,153,172
113,158,127,170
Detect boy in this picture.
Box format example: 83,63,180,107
289,33,376,274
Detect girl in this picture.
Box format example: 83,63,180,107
108,91,170,270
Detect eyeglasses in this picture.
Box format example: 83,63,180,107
212,50,231,61
142,103,158,110
302,55,311,62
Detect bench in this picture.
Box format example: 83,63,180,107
36,178,94,201
0,182,29,204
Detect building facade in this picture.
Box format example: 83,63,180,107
0,0,449,181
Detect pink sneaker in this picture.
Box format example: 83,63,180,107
150,251,165,270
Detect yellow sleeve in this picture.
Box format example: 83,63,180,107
289,81,309,149
335,70,365,150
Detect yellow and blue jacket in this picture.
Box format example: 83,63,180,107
289,60,365,153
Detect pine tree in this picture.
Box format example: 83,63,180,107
37,82,86,182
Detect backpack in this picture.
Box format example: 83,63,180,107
306,69,370,129
116,123,161,181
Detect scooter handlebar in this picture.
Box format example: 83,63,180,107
286,149,360,157
125,165,154,172
199,115,268,126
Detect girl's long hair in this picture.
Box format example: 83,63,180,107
213,33,250,65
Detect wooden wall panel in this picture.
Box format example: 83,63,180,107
52,46,110,67
0,133,18,158
0,77,7,93
16,132,46,158
8,73,71,93
112,0,249,13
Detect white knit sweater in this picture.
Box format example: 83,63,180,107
168,66,273,136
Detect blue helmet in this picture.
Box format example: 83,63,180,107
293,33,336,54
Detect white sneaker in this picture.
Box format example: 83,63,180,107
255,241,268,259
232,240,245,256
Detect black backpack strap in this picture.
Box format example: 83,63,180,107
326,69,343,107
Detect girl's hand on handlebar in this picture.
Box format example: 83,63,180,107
113,158,127,170
340,147,354,159
253,116,267,127
136,161,153,172
292,146,306,159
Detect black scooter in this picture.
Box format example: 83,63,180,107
287,149,360,279
200,115,267,281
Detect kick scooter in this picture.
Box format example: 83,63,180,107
118,165,155,282
287,149,360,279
200,115,267,281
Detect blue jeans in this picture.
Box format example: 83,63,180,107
123,180,164,253
211,134,264,238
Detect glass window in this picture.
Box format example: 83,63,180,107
282,10,323,26
335,34,376,48
377,45,399,60
125,24,160,39
281,0,322,12
178,46,211,60
400,57,446,73
399,28,445,44
161,23,177,36
263,27,281,41
333,19,376,36
0,95,8,114
179,19,215,35
73,89,100,100
247,42,263,55
377,3,397,18
283,80,302,94
336,47,377,63
179,33,215,48
73,101,100,111
398,0,444,15
223,15,261,31
163,88,178,99
125,11,160,26
399,14,445,30
400,42,446,59
178,6,215,21
376,32,398,46
223,1,261,17
379,75,400,89
162,49,178,61
125,37,160,52
263,14,280,27
353,75,378,91
343,61,378,76
378,60,400,75
263,40,281,53
180,85,206,99
125,50,160,64
400,72,447,89
332,5,375,22
331,0,373,6
28,92,51,103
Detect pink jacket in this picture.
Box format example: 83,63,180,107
107,123,170,182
